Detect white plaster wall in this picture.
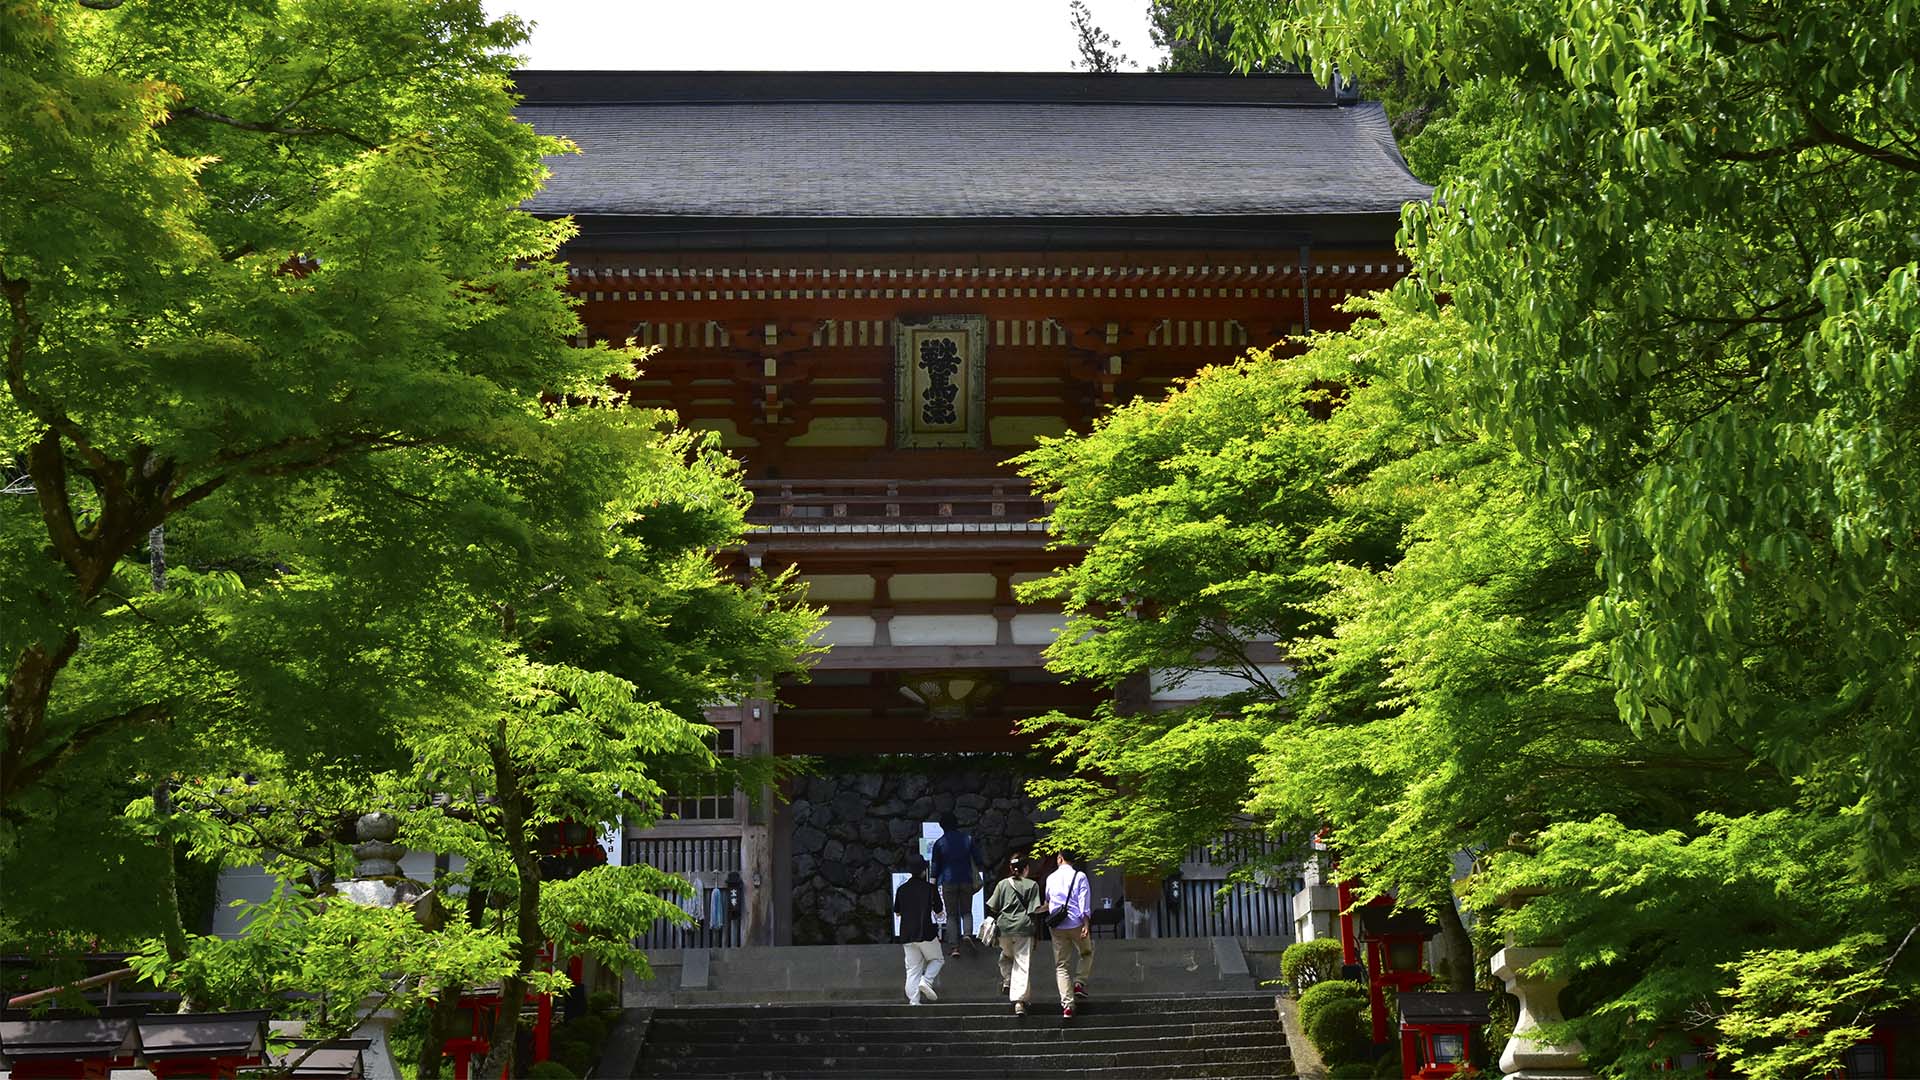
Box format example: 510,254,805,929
211,865,281,938
686,417,757,448
1010,612,1066,645
888,573,997,601
811,615,877,647
989,415,1069,447
787,416,887,447
798,574,875,602
399,850,436,882
887,614,1000,645
1149,663,1294,701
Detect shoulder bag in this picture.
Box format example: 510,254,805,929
1044,871,1084,930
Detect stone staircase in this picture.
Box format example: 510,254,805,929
631,993,1294,1079
629,937,1272,1005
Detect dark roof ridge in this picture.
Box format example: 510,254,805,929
512,69,1345,108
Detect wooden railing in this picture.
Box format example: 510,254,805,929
744,477,1047,525
1153,878,1295,939
627,836,745,949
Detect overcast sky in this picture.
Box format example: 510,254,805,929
481,0,1162,72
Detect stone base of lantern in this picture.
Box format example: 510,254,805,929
1491,946,1594,1080
347,1000,404,1080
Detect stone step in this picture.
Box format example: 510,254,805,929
701,1019,1281,1040
644,994,1278,1021
629,992,1296,1079
645,1017,1280,1041
645,1050,1294,1072
646,1004,1279,1023
647,1030,1289,1057
636,940,1263,1005
650,1019,1286,1045
641,1053,1290,1068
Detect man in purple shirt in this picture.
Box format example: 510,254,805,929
1043,848,1093,1018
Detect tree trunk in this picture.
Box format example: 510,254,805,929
2,633,79,803
415,984,466,1080
1434,892,1477,992
414,855,461,1080
148,524,166,592
476,736,542,1080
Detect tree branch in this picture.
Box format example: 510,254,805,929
169,106,377,150
169,432,436,514
7,702,168,798
3,275,115,479
1804,111,1920,175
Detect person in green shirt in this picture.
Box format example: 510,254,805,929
985,852,1043,1015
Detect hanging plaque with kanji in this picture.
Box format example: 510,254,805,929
894,316,986,448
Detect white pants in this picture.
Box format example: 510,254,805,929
998,934,1034,1003
902,939,945,1004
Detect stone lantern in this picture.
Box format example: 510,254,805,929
331,812,421,1080
1489,889,1593,1079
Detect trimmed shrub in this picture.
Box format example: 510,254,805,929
1306,997,1373,1065
1299,978,1371,1065
561,1013,610,1046
586,989,622,1015
547,1034,595,1076
525,1062,577,1080
1297,978,1366,1034
1281,937,1346,995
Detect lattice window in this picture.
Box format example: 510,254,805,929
660,727,737,822
1843,1045,1885,1079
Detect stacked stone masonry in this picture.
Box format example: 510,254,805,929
789,765,1041,946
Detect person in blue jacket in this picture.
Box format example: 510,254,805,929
930,812,987,956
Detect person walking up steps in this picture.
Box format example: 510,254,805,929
894,854,945,1005
930,812,986,957
1044,848,1093,1019
986,852,1042,1015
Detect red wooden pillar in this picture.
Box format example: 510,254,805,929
1366,933,1390,1046
1337,878,1359,966
533,993,552,1064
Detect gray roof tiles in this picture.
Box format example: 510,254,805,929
514,73,1431,221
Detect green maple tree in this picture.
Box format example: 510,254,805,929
2,11,819,1071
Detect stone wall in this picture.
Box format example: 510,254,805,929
788,762,1042,946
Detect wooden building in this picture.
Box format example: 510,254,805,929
515,70,1429,945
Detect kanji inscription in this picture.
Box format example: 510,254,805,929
918,338,962,425
894,316,985,448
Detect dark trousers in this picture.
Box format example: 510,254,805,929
940,883,974,949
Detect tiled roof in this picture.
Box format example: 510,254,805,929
514,72,1431,221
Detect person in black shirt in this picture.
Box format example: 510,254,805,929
893,853,946,1004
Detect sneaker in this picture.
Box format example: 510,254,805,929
1000,983,1011,995
1061,1004,1075,1019
918,980,938,1002
949,948,961,958
1073,982,1089,999
1014,1002,1026,1016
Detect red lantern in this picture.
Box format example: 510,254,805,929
1357,903,1441,1045
1397,992,1489,1079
